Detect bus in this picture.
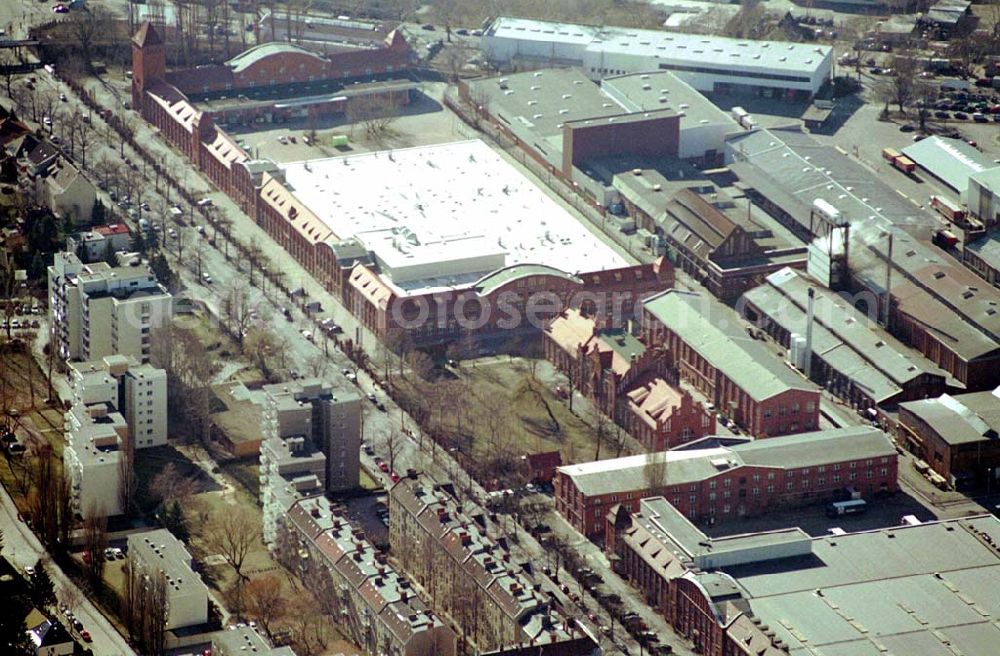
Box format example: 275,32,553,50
826,499,868,517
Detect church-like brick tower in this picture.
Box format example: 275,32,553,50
130,22,165,114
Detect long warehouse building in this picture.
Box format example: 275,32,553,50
480,16,833,98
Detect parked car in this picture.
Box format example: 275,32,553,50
202,272,212,284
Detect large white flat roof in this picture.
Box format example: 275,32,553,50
281,140,628,294
486,16,832,77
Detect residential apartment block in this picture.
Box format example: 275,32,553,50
555,426,898,536
262,380,361,492
63,402,127,516
63,355,168,516
69,355,168,449
211,625,297,656
272,496,456,656
48,251,173,363
642,288,820,437
127,529,209,630
389,472,598,655
607,498,1000,656
260,432,328,547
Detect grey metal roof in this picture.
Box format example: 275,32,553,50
969,165,1000,190
601,70,737,128
901,136,992,193
727,126,937,234
226,42,326,73
643,289,816,402
559,425,893,497
964,232,1000,269
899,388,1000,446
850,230,1000,359
742,267,948,401
469,68,628,142
729,515,1000,656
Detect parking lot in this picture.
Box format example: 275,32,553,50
223,81,472,164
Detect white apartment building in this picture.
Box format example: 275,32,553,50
260,434,327,547
63,402,126,516
211,625,297,656
260,379,361,546
68,355,168,449
262,380,361,492
47,251,173,363
127,529,209,630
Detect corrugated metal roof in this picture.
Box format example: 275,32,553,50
902,136,991,193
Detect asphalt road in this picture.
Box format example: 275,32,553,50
1,484,137,656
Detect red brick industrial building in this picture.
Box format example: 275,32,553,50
642,289,820,437
543,308,714,452
555,426,898,536
132,23,670,351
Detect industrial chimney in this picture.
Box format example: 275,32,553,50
804,287,815,379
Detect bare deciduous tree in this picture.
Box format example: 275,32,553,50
122,551,168,655
221,279,257,350
243,575,286,640
149,461,198,505
204,506,260,582
68,7,114,72
82,504,109,584
643,450,669,499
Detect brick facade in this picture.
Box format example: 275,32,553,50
555,428,898,536
641,297,820,438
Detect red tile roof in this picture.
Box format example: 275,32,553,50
94,224,130,236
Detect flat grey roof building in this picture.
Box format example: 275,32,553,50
729,515,1000,656
623,497,1000,656
601,70,736,126
481,17,833,96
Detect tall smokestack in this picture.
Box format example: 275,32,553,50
883,231,893,330
805,287,815,379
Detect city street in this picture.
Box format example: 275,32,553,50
1,485,137,656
